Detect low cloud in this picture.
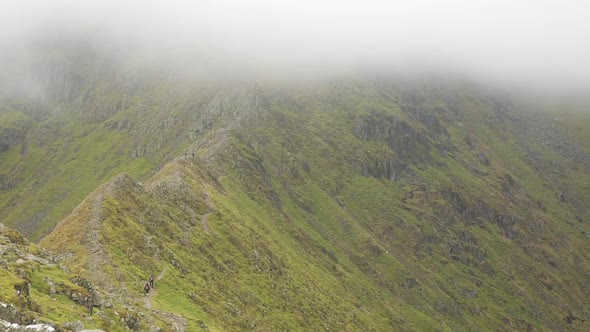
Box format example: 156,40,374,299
1,0,589,96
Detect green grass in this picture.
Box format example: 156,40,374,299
0,228,131,330
3,78,590,330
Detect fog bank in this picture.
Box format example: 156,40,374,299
1,0,589,96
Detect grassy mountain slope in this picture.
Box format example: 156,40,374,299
0,224,141,331
0,58,237,241
22,79,590,330
1,45,590,330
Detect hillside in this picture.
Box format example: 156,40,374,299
0,223,146,331
1,61,590,330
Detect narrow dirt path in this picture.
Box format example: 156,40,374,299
182,206,198,244
142,270,163,309
200,212,212,233
200,191,216,234
142,266,187,331
142,190,216,330
86,192,111,291
157,266,167,280
86,178,126,292
143,291,152,308
181,192,214,240
153,310,188,332
142,233,185,330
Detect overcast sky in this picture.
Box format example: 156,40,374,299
1,0,589,94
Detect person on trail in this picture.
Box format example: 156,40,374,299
149,275,155,289
144,282,150,296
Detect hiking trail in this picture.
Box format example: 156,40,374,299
86,179,126,293
142,266,186,331
143,267,166,309
200,212,212,233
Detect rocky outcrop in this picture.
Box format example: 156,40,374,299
354,113,431,160
440,190,520,239
361,155,406,181
0,303,34,327
0,127,27,153
121,311,139,330
62,320,84,331
354,110,437,181
401,104,450,138
68,276,100,312
0,319,56,332
202,86,262,125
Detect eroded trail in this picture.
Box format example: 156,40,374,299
201,212,212,233
157,266,167,280
154,309,188,332
142,263,187,330
87,193,108,287
141,190,216,330
143,259,167,309
87,187,119,293
143,290,152,309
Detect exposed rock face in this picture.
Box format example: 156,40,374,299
355,113,431,160
42,277,56,296
361,154,406,181
0,303,34,326
202,86,262,123
350,85,463,183
0,319,56,332
62,320,84,331
121,311,139,330
0,127,25,153
65,276,99,313
440,190,520,239
353,107,447,181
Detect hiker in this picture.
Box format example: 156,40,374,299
149,275,155,289
144,282,150,296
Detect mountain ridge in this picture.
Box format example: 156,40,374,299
1,71,590,330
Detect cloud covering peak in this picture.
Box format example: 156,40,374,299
1,0,589,94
